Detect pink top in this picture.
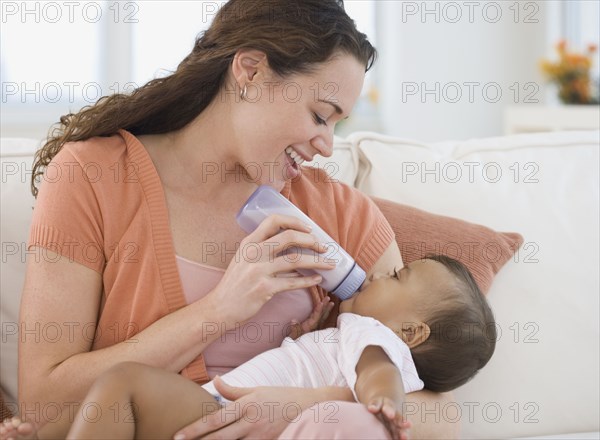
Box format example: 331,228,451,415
175,254,313,379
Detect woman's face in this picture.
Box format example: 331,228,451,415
233,53,366,190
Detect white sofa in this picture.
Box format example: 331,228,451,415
1,130,599,439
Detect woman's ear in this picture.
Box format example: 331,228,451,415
400,322,431,349
231,49,269,86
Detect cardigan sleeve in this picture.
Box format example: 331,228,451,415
326,179,395,272
289,167,396,328
290,166,395,273
27,145,106,274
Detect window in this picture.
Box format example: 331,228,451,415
1,0,377,138
344,0,377,47
563,0,600,78
336,1,378,134
131,1,377,88
342,0,377,91
1,14,102,101
2,1,112,137
131,1,217,86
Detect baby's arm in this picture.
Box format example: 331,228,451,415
355,345,412,440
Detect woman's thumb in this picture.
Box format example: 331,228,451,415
213,375,252,400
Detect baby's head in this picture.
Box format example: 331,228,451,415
339,255,496,392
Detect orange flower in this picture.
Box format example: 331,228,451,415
540,40,598,104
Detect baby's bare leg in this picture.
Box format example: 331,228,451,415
67,362,220,439
2,362,219,440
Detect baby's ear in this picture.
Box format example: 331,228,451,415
400,322,431,348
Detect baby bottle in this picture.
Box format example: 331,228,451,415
236,185,366,300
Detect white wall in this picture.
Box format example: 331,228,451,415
375,1,552,142
2,1,594,143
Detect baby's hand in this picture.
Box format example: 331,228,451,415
288,295,334,340
367,396,411,440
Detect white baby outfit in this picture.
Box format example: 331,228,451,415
202,312,424,403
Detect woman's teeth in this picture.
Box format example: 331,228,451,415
285,146,305,166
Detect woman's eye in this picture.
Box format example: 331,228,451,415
313,113,327,126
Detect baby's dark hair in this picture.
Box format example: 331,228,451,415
409,255,497,392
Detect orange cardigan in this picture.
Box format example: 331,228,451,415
28,129,394,384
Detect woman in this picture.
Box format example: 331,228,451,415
19,0,458,438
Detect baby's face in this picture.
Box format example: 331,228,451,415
339,259,456,332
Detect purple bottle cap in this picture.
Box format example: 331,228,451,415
332,263,366,300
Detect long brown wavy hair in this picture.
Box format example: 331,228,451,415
30,0,376,198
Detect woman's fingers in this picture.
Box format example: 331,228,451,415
268,228,330,255
200,419,250,440
266,254,336,275
174,391,258,440
173,380,252,440
247,214,312,242
180,399,267,440
241,230,329,263
239,254,334,298
244,214,332,257
276,273,323,293
209,213,337,326
212,376,255,401
174,405,236,440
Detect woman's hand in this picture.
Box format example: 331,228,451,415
288,295,334,339
174,376,327,440
205,214,336,330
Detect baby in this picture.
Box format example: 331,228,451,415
1,255,496,440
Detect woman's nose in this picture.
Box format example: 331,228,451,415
312,127,334,158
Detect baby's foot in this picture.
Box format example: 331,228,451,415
0,417,38,440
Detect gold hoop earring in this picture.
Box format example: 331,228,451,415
240,84,248,101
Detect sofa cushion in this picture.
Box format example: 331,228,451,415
351,130,600,439
1,138,41,405
3,131,598,440
371,196,523,294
